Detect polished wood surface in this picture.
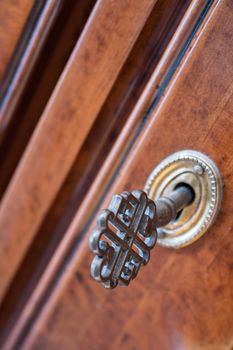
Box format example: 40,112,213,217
0,0,233,349
0,1,192,343
2,0,232,349
0,1,195,345
0,0,96,198
0,0,157,304
0,0,33,80
0,0,96,197
0,0,62,146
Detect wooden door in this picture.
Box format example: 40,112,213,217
0,0,232,349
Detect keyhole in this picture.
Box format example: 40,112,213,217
173,182,195,222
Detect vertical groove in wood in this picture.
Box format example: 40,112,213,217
0,0,222,349
0,0,62,144
0,0,97,198
22,0,233,347
0,0,33,80
0,0,157,303
0,1,193,346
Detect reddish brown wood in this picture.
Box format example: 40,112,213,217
0,0,97,197
0,0,33,80
0,0,157,303
0,0,62,146
0,0,191,339
2,0,233,349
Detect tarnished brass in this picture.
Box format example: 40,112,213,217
89,150,222,289
145,150,222,248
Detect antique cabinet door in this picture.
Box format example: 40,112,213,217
0,0,232,349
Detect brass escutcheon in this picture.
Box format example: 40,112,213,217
144,150,223,248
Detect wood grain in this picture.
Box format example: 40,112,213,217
0,0,96,197
0,0,191,340
3,0,233,349
0,0,62,146
0,0,33,80
0,0,157,303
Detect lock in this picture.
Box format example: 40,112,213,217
144,150,223,248
89,150,222,288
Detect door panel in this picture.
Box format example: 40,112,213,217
2,0,232,349
0,1,194,346
0,0,157,303
0,0,233,349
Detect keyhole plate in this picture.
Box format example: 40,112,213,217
144,150,222,248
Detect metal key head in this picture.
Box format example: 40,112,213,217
89,190,157,289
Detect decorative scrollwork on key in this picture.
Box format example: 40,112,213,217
89,151,222,289
89,190,157,288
